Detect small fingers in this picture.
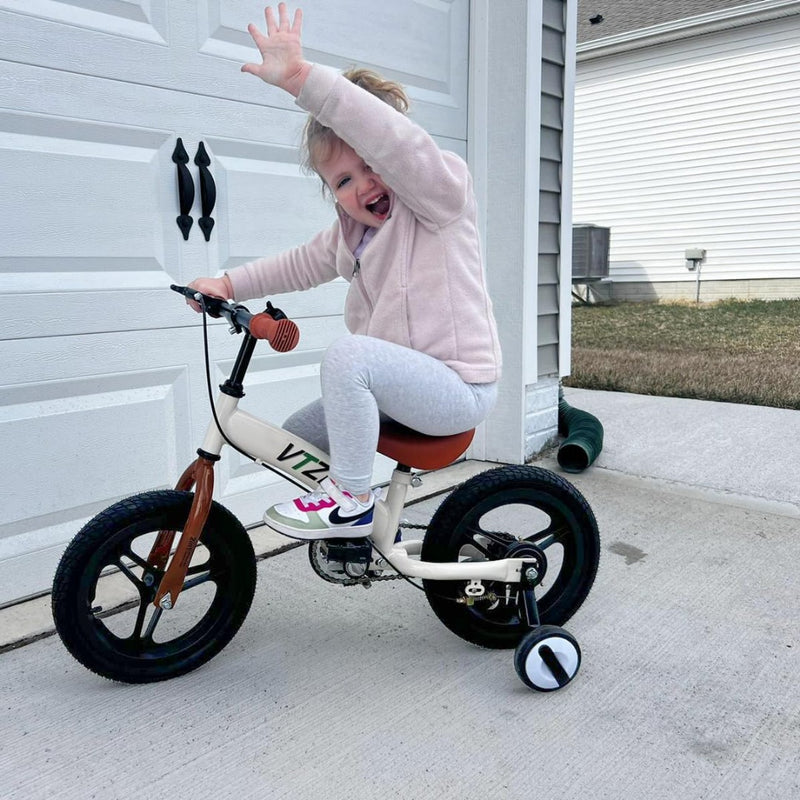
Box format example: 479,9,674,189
265,6,277,35
277,3,290,29
291,7,303,35
258,5,300,38
247,21,267,49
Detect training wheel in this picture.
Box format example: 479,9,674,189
514,625,581,692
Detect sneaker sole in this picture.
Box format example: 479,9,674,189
262,514,373,541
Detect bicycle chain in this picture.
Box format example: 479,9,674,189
308,522,427,587
362,521,431,583
310,522,519,591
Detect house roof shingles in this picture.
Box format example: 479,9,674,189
577,0,767,43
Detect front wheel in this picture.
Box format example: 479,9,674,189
52,490,256,683
421,465,600,649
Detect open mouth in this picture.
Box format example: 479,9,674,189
365,193,391,218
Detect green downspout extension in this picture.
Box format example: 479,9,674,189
557,388,604,473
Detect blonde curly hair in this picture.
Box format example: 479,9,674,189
301,68,410,195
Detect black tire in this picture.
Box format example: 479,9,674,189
421,465,600,649
52,490,256,683
514,625,581,691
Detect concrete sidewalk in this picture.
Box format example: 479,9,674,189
561,387,800,511
1,390,798,799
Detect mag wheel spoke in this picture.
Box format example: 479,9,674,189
130,595,151,641
122,547,151,572
182,571,212,590
464,525,516,558
526,522,570,551
142,606,164,641
113,558,146,592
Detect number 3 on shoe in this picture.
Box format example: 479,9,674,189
263,476,374,540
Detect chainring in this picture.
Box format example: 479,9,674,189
308,539,400,586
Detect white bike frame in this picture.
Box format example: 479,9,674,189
202,391,528,585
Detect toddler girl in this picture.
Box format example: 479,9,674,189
188,3,501,540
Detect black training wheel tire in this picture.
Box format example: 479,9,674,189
52,490,256,683
514,625,581,691
421,465,600,649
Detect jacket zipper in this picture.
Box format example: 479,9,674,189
352,258,374,313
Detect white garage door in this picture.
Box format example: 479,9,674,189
0,0,469,605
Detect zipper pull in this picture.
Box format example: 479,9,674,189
353,258,361,277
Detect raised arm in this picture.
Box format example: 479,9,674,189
241,5,469,227
297,66,470,227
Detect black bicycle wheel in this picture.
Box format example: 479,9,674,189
421,465,600,649
52,490,256,683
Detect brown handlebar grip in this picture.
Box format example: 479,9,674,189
249,314,300,352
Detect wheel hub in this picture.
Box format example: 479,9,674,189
504,541,547,585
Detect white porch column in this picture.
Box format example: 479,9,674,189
469,0,574,463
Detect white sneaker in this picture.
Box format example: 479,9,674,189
263,477,374,540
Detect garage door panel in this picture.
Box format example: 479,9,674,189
1,0,168,42
0,289,180,340
0,2,170,82
0,366,189,535
296,0,469,138
0,111,177,294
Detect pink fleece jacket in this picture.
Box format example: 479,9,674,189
226,64,502,384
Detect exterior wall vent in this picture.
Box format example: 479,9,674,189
572,224,610,280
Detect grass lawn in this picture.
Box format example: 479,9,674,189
564,298,800,410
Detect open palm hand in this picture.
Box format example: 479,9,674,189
241,4,309,96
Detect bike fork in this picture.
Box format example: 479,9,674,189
148,452,218,610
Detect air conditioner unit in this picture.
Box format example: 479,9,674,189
572,224,610,281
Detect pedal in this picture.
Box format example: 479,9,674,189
308,537,374,583
324,538,372,565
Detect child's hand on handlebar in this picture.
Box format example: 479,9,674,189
185,276,233,313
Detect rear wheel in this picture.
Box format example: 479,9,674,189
421,465,600,649
52,490,256,683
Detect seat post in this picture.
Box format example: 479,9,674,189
372,465,414,551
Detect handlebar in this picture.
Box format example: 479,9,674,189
171,284,300,353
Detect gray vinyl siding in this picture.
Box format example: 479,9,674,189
538,0,566,378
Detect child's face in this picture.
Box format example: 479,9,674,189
318,142,393,228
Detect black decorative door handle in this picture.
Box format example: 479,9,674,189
194,141,216,241
172,138,194,240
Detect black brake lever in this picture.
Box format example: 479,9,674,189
264,300,288,321
170,284,225,318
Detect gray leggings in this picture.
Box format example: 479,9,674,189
283,335,497,494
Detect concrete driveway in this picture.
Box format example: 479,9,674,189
1,389,798,799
